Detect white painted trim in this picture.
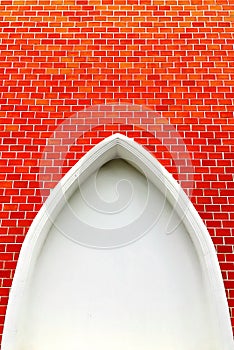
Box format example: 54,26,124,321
2,133,234,349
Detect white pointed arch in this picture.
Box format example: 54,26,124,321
2,133,233,349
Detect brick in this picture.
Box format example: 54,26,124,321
0,0,234,338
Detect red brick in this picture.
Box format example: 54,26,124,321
0,0,234,338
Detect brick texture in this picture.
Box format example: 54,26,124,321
0,0,234,340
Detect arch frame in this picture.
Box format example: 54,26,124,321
2,133,233,349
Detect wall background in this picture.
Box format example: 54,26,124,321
0,0,234,341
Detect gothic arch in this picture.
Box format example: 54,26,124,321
2,134,233,349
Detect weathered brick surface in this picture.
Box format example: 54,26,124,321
0,0,234,339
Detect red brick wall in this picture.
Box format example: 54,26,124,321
0,0,234,340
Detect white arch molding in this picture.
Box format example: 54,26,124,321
2,133,233,350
